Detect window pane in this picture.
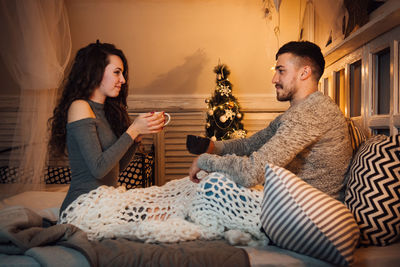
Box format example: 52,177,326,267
375,48,390,114
350,60,362,117
373,128,390,136
335,69,346,114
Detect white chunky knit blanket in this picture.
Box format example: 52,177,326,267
59,172,268,246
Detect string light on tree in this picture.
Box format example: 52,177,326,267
230,129,247,139
205,62,247,140
224,109,235,120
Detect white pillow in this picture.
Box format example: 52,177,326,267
0,191,67,221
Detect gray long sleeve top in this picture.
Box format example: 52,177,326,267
60,100,137,214
197,91,352,200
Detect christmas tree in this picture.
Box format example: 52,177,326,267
205,63,246,141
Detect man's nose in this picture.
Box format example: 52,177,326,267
272,72,278,84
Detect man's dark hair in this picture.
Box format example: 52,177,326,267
276,41,325,81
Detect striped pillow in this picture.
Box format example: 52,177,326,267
344,134,400,246
346,118,367,155
261,164,360,266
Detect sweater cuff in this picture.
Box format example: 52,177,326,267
198,153,218,172
213,141,225,155
120,132,136,145
197,153,211,171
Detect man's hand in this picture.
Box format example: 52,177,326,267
189,157,202,183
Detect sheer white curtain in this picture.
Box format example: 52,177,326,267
0,0,71,191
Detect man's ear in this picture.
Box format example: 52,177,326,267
300,66,312,80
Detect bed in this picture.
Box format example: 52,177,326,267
0,184,399,267
0,185,250,267
1,129,399,266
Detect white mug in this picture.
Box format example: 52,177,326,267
154,111,171,126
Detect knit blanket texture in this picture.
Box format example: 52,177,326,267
59,172,268,246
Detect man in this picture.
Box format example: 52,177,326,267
188,41,352,200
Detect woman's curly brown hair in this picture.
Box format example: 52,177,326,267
48,41,131,156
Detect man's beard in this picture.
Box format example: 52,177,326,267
275,84,294,102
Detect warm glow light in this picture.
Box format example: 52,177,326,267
270,66,275,71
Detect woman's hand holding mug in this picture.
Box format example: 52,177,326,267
126,111,171,140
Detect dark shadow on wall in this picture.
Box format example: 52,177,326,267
0,58,20,96
134,49,208,95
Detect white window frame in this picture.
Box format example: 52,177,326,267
366,27,399,135
321,25,400,136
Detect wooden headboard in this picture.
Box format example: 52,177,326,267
0,94,285,186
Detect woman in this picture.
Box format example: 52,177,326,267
48,41,165,215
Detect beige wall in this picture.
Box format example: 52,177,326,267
0,0,302,98
66,0,301,97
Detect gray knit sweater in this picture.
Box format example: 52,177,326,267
60,100,137,214
197,91,352,199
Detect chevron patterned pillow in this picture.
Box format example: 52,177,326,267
261,164,360,266
344,134,400,246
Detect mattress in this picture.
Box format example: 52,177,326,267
0,185,399,267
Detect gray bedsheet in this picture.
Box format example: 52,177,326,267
0,206,250,267
243,239,400,267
